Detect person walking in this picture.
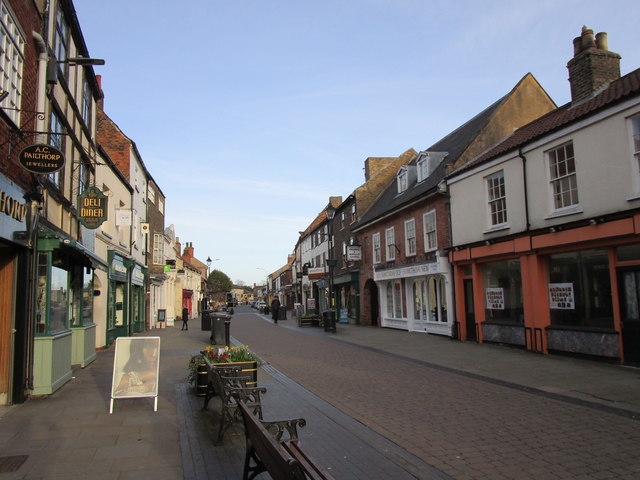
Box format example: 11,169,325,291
181,306,189,331
271,297,280,324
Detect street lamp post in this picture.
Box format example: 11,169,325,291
325,203,337,333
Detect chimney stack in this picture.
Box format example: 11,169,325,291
567,26,621,104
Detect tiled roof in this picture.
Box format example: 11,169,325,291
355,93,510,228
451,67,640,176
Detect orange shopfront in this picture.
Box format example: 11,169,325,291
451,215,640,365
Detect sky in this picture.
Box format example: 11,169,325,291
73,0,640,286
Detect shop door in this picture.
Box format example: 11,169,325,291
464,279,477,341
618,269,640,365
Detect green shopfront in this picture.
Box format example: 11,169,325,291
33,226,104,395
107,251,146,345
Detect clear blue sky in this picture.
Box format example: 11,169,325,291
74,0,640,286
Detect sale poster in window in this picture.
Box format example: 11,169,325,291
549,283,575,310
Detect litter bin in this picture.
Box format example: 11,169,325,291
278,306,286,321
210,312,231,345
322,310,336,333
201,310,213,331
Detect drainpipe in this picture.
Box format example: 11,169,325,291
518,148,531,231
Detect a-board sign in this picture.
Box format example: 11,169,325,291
110,336,160,413
158,309,166,322
18,144,65,174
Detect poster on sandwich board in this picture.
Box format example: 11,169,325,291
110,336,160,413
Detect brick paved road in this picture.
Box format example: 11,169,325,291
231,310,640,480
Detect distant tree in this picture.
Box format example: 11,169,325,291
235,280,245,287
208,269,233,294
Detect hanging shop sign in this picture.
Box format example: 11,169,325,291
18,144,65,174
346,245,362,262
78,186,108,229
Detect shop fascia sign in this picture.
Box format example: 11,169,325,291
78,186,108,229
18,144,65,174
374,261,440,281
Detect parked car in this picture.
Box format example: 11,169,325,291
257,302,269,313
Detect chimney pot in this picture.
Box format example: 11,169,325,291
595,32,608,51
580,26,595,50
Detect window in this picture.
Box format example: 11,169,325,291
372,233,381,264
49,110,64,187
81,80,92,129
548,142,579,210
423,210,437,252
385,227,395,261
153,234,164,265
417,156,429,182
0,0,25,125
632,115,640,189
483,259,523,324
386,281,403,318
350,204,356,223
78,159,90,194
405,219,416,256
487,171,507,226
397,168,408,193
547,249,613,329
340,211,345,229
54,7,68,75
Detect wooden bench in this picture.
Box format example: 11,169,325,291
203,361,266,444
237,400,335,480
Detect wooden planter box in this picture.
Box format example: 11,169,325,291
203,357,258,386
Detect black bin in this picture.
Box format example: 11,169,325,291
322,310,336,333
210,312,231,345
201,310,213,331
278,306,286,321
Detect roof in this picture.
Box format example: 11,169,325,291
355,91,510,229
451,67,640,176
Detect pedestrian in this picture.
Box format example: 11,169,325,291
271,297,280,324
181,306,189,331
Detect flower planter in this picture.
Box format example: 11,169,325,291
203,357,258,386
196,363,209,397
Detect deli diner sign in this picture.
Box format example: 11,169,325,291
19,144,65,174
374,261,440,281
78,186,108,229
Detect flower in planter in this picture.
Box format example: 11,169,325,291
202,345,261,365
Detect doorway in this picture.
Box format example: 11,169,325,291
618,269,640,365
464,279,477,341
366,280,379,326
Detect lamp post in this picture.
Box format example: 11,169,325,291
324,203,337,333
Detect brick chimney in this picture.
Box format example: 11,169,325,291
567,26,621,104
183,242,194,260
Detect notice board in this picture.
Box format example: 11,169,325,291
110,336,160,413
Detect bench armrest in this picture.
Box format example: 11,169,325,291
261,418,306,442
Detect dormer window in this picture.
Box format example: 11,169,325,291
417,155,429,182
397,167,408,193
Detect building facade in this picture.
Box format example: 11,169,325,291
448,28,640,364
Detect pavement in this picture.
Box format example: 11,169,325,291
0,307,639,479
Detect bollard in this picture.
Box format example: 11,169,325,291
224,319,230,347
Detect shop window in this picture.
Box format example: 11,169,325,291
617,244,640,262
428,276,447,322
82,268,93,326
547,249,613,329
482,258,523,324
386,281,403,318
49,265,69,334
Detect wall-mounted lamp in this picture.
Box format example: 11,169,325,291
47,56,105,84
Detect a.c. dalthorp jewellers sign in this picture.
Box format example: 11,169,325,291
78,186,108,229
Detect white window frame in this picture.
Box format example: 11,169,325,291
397,168,408,193
372,232,381,264
48,110,64,188
630,114,640,194
405,219,416,257
486,171,507,227
423,210,437,252
385,227,395,261
350,204,356,223
0,0,25,125
153,234,164,265
547,141,579,212
417,156,429,182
